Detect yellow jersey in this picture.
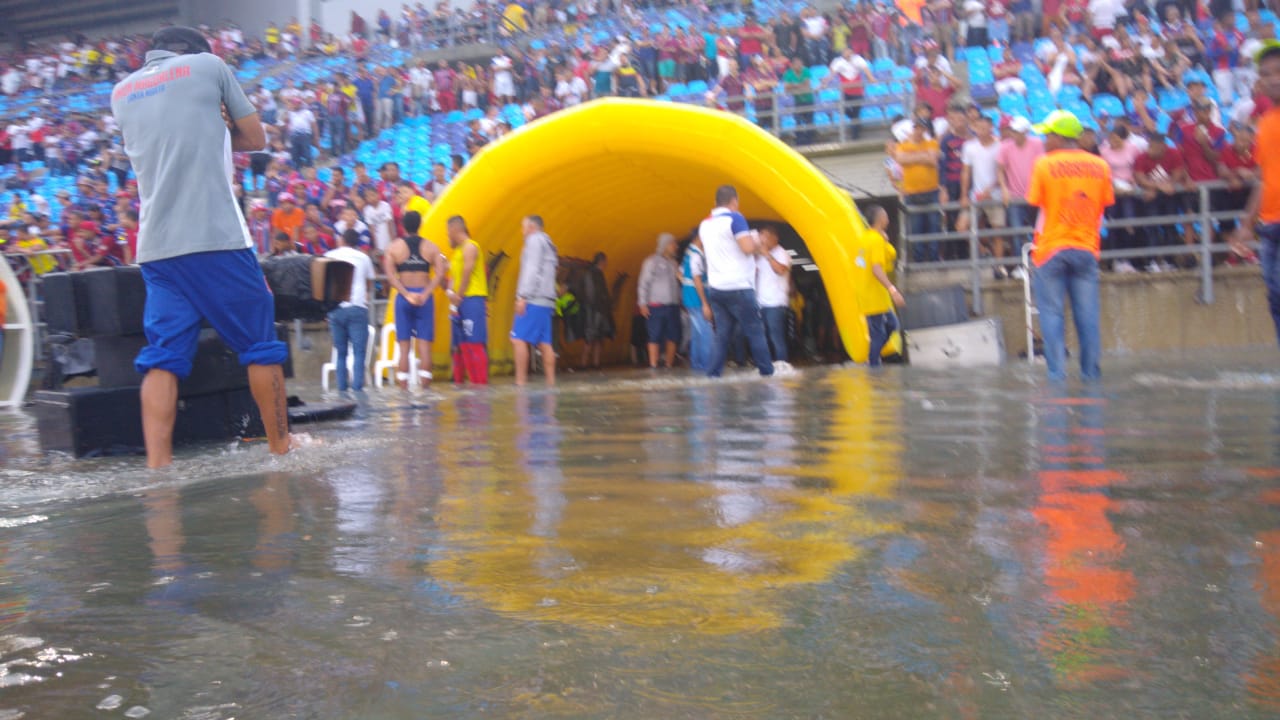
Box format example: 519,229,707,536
854,228,897,317
16,238,56,275
266,27,281,44
449,239,487,298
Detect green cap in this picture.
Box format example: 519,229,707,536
1256,38,1280,64
1033,109,1084,139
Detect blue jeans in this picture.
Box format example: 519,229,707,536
328,117,348,157
1006,202,1034,258
866,311,898,367
289,132,313,168
760,305,789,362
706,288,774,377
685,305,713,371
1032,249,1101,382
906,190,941,262
1258,224,1280,347
328,304,369,391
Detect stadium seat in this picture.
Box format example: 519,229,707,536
1092,94,1124,119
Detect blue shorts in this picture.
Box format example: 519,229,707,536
510,304,553,346
136,249,289,378
394,288,435,342
453,295,487,345
646,304,681,345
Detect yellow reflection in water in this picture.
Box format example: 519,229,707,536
431,371,902,633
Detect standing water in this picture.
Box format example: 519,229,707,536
0,354,1278,718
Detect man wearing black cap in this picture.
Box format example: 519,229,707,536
111,27,294,468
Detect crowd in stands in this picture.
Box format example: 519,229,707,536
890,0,1272,275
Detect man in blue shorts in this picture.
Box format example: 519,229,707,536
637,232,682,369
112,27,292,468
511,215,558,386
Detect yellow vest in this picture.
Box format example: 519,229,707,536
449,239,487,298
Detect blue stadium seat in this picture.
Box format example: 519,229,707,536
1092,94,1124,119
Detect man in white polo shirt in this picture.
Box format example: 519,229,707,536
698,184,774,378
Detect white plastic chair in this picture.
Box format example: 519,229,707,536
322,325,377,391
373,322,424,388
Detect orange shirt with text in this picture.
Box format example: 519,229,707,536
1257,107,1280,224
1026,148,1114,267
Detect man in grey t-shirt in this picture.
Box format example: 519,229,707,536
111,26,293,468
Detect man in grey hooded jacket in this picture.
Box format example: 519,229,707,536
511,214,559,386
638,232,682,369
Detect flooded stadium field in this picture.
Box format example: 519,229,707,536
0,353,1278,718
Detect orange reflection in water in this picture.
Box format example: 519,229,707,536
1033,395,1134,686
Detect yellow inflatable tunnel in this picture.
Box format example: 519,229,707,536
417,98,874,369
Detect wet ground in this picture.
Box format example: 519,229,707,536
0,353,1278,719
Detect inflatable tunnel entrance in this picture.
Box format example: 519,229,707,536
418,98,875,368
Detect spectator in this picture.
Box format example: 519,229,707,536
961,114,1007,275
782,56,815,145
755,226,793,365
960,0,988,48
69,221,108,270
988,0,1012,47
1100,125,1144,272
577,251,615,371
829,47,872,139
914,66,955,120
895,119,942,262
325,77,352,158
937,103,969,245
361,186,395,256
745,56,778,127
637,233,683,369
710,59,745,113
271,193,305,245
1216,123,1257,239
511,214,558,386
281,96,318,168
680,234,712,372
1134,133,1192,271
332,205,371,249
699,184,774,378
995,47,1026,97
914,40,956,87
324,228,376,392
615,55,646,98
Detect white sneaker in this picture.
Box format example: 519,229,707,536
771,360,797,376
1146,261,1164,273
993,266,1009,280
1160,260,1177,272
1113,260,1137,274
1010,267,1027,280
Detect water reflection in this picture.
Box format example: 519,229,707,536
431,373,902,633
1032,389,1133,686
1,361,1280,717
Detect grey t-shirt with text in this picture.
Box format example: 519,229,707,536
111,50,256,264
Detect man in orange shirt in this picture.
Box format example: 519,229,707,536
1026,110,1114,382
271,193,305,245
1231,41,1280,348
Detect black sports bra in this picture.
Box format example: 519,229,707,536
397,238,433,274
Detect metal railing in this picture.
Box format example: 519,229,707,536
4,248,73,359
898,181,1249,315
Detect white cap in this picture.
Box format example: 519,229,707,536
1008,116,1033,134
